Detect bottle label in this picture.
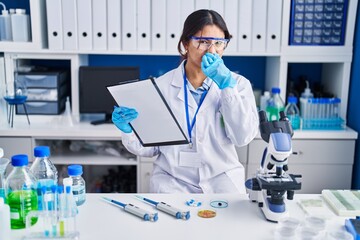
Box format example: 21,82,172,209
266,106,285,121
72,185,86,205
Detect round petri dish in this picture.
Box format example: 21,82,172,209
210,199,228,208
278,217,301,231
297,226,320,240
327,230,353,240
274,226,297,240
304,216,326,231
197,209,217,218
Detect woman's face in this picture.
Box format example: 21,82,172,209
185,24,226,69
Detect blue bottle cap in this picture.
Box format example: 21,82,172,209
271,87,281,94
34,146,50,157
287,96,298,104
68,164,83,176
11,154,28,166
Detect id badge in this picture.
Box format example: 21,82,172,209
179,151,202,168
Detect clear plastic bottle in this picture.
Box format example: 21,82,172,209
0,148,10,200
0,197,11,240
0,7,13,41
68,165,86,206
260,91,270,111
4,154,38,229
30,146,58,210
11,8,30,42
266,87,285,121
285,96,301,130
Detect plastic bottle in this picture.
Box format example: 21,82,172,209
4,154,38,229
11,8,30,42
285,96,301,130
68,165,86,206
266,87,285,121
30,146,58,210
0,148,10,201
0,197,11,240
260,91,270,111
0,3,13,41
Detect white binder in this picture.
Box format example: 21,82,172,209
151,0,166,51
180,0,195,23
195,0,209,10
224,0,238,52
266,0,282,53
122,0,137,51
252,0,267,52
107,0,121,51
61,0,78,50
238,0,252,52
92,0,107,50
77,0,92,50
46,0,63,50
166,0,181,52
210,0,224,17
137,0,151,51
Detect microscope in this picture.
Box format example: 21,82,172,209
245,110,302,222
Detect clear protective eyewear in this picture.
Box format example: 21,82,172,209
190,36,229,51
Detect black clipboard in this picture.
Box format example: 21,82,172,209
107,78,189,147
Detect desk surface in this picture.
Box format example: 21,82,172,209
11,193,349,240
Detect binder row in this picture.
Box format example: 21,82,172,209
46,0,283,53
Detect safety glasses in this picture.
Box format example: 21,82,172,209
190,36,229,51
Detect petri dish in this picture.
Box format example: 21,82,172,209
327,230,353,240
274,226,297,240
304,216,326,231
210,199,228,208
297,226,320,240
278,217,301,231
197,209,216,218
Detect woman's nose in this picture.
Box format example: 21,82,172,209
207,44,217,54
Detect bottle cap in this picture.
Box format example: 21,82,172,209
263,91,270,97
34,146,50,157
287,96,298,104
11,154,28,166
68,164,83,176
271,87,280,94
2,9,8,15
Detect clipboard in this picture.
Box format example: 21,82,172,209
107,78,189,147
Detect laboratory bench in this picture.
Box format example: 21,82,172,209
10,193,353,240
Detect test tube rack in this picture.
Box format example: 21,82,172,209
300,97,345,130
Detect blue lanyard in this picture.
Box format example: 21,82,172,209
183,70,208,148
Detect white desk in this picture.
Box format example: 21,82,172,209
10,193,350,240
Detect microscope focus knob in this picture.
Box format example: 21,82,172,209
287,190,295,200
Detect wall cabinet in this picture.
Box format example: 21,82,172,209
0,0,358,193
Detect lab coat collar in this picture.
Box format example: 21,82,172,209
171,60,219,111
171,61,197,110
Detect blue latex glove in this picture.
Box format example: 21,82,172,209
201,53,237,89
112,106,138,133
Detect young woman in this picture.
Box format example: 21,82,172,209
112,9,259,193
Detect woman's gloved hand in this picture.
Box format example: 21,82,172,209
112,106,138,133
201,53,236,89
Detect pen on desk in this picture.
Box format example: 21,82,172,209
135,195,190,220
101,197,158,222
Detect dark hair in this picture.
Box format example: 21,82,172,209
177,9,232,59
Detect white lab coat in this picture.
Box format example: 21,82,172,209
120,61,259,193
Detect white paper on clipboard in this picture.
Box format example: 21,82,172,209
107,78,189,147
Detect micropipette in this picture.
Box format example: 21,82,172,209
101,197,158,222
135,195,190,220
